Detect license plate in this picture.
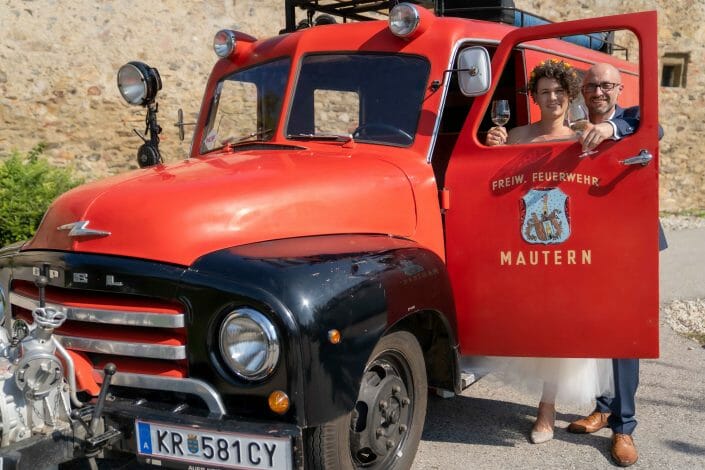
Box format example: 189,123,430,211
135,420,292,470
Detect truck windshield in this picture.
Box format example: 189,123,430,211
286,54,430,147
200,58,290,153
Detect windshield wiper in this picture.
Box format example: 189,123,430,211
222,128,273,145
286,133,354,143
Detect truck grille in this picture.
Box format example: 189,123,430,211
9,280,188,382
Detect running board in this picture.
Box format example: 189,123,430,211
433,356,490,398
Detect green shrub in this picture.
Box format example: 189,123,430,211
0,144,83,247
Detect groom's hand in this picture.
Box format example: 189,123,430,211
580,122,614,151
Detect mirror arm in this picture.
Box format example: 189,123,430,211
431,68,479,92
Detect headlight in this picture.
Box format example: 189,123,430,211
219,308,280,381
389,3,420,38
117,61,162,106
213,29,237,58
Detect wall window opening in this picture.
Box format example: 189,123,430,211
661,53,689,88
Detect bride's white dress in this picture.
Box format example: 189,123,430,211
485,357,614,405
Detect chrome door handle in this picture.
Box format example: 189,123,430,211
620,149,653,166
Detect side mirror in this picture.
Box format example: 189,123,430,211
176,109,185,141
457,46,491,97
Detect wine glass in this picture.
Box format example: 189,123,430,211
567,101,596,157
491,100,511,127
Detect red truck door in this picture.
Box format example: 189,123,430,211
444,12,660,358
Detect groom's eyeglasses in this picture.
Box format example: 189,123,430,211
582,82,621,93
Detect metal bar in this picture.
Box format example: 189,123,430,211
55,335,186,360
104,372,226,415
285,0,297,32
10,292,184,328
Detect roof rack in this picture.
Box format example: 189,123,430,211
282,1,432,32
438,4,629,59
282,0,629,60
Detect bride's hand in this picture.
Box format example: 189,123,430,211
486,126,508,146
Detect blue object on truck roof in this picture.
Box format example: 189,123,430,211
514,10,611,51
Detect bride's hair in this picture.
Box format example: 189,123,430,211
527,59,581,102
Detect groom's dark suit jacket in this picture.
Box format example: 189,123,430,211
612,105,664,140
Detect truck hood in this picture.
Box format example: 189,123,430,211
24,149,417,266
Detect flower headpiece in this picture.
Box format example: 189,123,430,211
530,59,574,78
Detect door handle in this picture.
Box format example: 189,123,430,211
620,149,653,166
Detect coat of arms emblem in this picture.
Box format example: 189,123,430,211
521,188,570,244
187,434,199,454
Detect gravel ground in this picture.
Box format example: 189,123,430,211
660,214,705,231
660,215,705,345
413,319,705,470
664,299,705,343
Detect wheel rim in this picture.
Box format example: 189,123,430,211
349,350,415,468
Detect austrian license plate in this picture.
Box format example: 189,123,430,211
135,420,292,470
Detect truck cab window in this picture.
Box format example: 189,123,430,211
201,58,290,154
432,46,524,188
287,53,430,147
431,61,472,189
482,31,641,148
313,89,360,135
479,49,526,143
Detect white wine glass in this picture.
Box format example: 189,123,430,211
568,101,596,157
491,100,511,127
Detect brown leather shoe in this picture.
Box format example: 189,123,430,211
611,433,638,467
567,410,610,433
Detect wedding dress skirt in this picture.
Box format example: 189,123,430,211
485,357,614,406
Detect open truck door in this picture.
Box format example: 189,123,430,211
444,11,660,358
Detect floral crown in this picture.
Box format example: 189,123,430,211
530,59,577,79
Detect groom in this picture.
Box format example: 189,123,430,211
570,63,665,468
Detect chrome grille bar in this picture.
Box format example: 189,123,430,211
55,335,186,360
10,292,184,328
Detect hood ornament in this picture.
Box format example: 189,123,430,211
57,221,111,238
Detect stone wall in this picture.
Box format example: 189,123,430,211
0,0,702,212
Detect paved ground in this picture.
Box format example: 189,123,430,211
413,225,705,469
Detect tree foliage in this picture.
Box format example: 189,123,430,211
0,144,83,247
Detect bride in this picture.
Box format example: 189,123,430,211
485,59,614,443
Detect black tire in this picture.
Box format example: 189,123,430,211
305,331,427,470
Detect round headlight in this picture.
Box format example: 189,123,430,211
389,3,420,38
117,61,162,106
214,29,237,58
219,308,280,381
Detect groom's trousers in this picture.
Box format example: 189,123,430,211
595,358,639,435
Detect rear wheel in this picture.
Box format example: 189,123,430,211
305,331,427,469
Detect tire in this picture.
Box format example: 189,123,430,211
304,331,427,470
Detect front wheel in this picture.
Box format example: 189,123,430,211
305,331,427,469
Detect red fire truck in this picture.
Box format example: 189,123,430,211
0,1,659,468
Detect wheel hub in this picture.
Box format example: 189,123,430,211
350,361,412,466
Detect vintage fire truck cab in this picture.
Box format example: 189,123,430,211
0,1,659,469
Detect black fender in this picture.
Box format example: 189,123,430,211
0,236,460,430
189,234,459,427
